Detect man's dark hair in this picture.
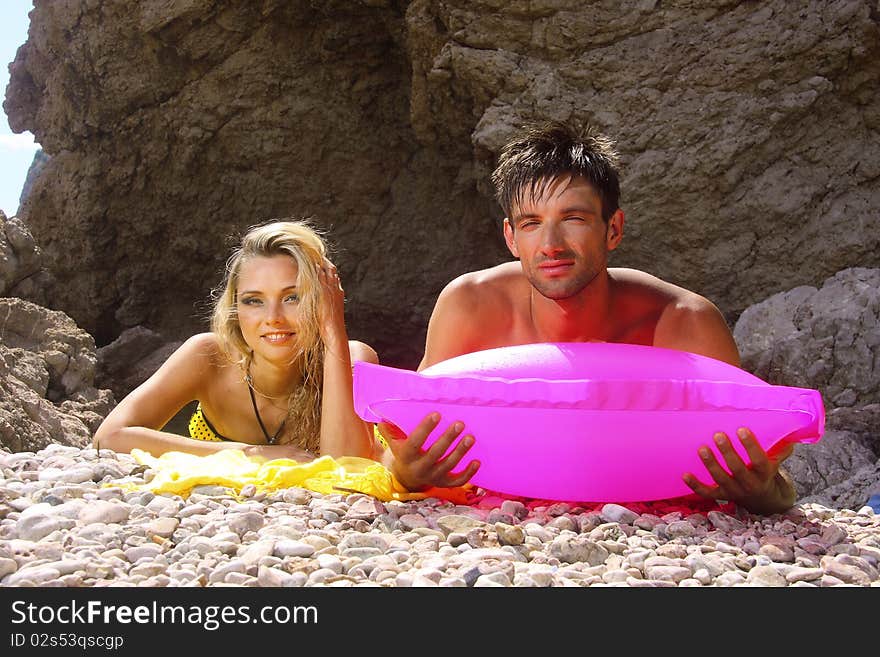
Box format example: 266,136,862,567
492,120,621,222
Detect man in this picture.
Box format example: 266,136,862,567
384,120,796,515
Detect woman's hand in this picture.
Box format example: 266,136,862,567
318,257,347,346
315,257,375,459
243,443,316,462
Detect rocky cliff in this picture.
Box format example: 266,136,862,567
5,0,879,366
4,0,505,365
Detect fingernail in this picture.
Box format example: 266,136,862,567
462,436,473,447
430,413,440,422
699,447,711,459
453,422,463,432
713,434,725,446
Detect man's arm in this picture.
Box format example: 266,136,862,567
419,275,486,370
654,295,797,515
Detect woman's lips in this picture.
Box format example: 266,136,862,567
261,332,296,345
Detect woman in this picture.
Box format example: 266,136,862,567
95,219,482,491
93,220,378,461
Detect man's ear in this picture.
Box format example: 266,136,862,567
605,209,625,251
503,218,519,258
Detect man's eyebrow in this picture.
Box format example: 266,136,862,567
512,205,598,220
558,205,599,215
512,211,539,221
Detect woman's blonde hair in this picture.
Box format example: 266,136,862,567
211,219,327,452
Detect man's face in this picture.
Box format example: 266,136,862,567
503,176,624,301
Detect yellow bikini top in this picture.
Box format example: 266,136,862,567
188,403,232,442
189,402,390,450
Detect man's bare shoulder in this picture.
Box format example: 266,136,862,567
608,267,706,326
421,262,524,369
608,268,739,364
610,268,723,318
609,267,698,301
439,261,524,305
446,261,523,288
618,272,741,365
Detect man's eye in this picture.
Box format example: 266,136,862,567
564,216,586,223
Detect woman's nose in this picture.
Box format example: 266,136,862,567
266,301,285,324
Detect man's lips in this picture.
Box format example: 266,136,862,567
537,260,574,275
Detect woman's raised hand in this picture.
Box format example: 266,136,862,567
318,257,347,346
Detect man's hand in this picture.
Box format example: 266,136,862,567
682,427,796,515
379,413,480,491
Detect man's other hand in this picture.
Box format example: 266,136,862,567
682,427,796,515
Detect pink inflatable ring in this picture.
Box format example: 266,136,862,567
353,342,825,502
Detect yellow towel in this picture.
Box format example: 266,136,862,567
127,449,470,504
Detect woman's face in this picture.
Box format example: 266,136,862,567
235,254,303,362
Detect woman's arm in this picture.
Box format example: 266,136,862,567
316,260,375,459
94,333,229,455
94,333,315,460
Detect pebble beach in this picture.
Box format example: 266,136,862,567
2,444,879,588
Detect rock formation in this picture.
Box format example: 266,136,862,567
95,326,181,404
0,211,48,305
734,268,880,409
734,268,880,507
4,0,506,366
5,0,878,367
0,297,114,453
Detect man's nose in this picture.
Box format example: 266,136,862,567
539,224,565,255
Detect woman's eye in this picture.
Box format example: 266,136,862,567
284,294,300,303
240,297,261,306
